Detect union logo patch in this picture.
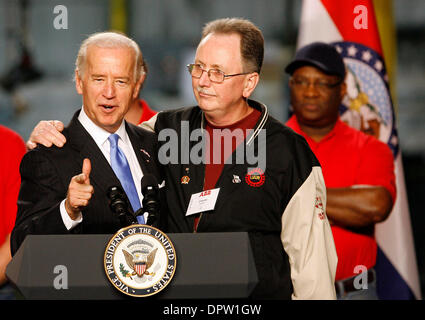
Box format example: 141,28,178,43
104,225,176,297
315,196,325,220
245,168,265,187
181,175,190,184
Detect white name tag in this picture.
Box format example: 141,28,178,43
185,188,220,216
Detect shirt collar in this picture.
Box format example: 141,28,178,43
287,115,343,144
78,106,128,147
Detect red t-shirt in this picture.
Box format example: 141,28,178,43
204,108,261,190
0,126,26,245
286,115,396,280
193,108,261,231
137,99,157,124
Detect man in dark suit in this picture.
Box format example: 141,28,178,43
11,32,164,255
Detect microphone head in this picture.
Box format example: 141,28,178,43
107,185,125,198
140,175,159,227
107,185,128,216
141,174,158,192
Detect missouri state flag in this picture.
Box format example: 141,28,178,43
296,0,421,299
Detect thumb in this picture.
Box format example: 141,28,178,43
82,158,91,182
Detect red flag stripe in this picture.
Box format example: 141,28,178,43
320,0,383,55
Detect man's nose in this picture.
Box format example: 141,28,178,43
103,81,116,98
303,82,320,97
198,70,211,87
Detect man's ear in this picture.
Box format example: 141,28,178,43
339,80,347,100
133,73,146,99
242,72,260,99
75,70,83,95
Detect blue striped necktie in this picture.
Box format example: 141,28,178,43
108,133,144,224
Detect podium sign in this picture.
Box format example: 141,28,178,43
7,232,258,299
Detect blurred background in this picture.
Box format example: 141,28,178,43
0,0,424,297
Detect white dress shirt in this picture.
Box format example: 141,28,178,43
60,107,144,229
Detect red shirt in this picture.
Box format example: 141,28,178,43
204,108,261,190
0,126,26,245
137,99,157,124
286,115,396,280
193,108,261,231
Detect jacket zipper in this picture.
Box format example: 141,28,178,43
194,102,267,232
194,115,207,233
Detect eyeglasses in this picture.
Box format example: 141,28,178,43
290,77,343,91
187,64,250,83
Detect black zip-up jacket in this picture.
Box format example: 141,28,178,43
146,100,337,299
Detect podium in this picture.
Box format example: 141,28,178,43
6,232,258,299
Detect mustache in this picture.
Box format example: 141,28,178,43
196,86,215,96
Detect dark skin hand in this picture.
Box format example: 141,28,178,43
290,66,393,230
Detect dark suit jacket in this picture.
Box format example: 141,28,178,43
11,110,165,255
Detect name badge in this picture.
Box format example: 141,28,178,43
185,188,220,216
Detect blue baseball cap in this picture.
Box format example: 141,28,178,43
285,42,346,79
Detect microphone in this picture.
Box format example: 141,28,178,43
107,186,134,226
138,174,159,226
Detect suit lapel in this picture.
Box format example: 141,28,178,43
66,113,161,217
126,122,158,178
66,111,122,200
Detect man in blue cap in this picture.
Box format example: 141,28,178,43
285,42,396,300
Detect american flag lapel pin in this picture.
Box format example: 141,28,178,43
140,148,151,162
140,148,151,158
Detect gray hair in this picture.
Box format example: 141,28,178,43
201,18,264,74
75,31,145,82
